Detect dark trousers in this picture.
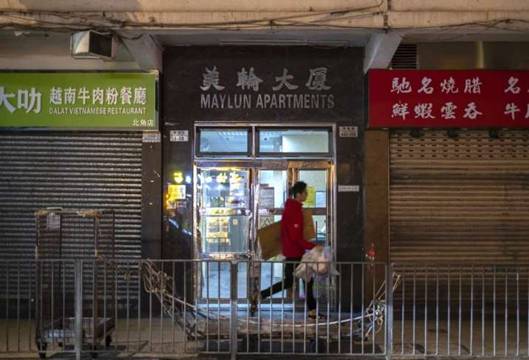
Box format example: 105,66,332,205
260,256,316,310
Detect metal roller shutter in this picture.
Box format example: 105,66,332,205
0,131,143,261
390,129,529,264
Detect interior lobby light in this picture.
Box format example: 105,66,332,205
173,171,184,184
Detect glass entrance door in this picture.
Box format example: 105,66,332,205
195,161,332,300
297,168,330,245
255,162,331,246
255,161,332,299
197,167,251,257
196,166,252,299
256,168,288,296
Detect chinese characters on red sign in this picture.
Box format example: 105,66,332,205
368,70,529,128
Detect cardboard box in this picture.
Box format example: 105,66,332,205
257,208,316,260
257,221,282,260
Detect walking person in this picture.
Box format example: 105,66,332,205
251,181,322,319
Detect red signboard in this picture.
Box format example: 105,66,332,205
369,70,529,128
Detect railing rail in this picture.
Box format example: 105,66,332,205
393,263,529,358
1,259,528,358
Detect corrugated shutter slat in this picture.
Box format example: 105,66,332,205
390,130,529,264
0,132,143,261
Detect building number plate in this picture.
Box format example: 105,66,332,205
170,130,189,142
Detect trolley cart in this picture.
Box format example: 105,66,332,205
34,209,116,359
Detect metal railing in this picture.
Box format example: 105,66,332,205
2,259,528,359
393,264,529,358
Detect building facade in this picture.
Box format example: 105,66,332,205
0,0,528,286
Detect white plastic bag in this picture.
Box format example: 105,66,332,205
323,246,340,277
294,246,339,282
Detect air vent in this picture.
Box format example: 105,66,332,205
390,44,417,69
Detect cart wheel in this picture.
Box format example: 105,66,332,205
36,340,47,355
105,335,112,347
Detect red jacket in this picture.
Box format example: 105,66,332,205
281,198,316,258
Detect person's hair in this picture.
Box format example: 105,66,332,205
289,181,307,198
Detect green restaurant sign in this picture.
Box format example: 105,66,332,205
0,72,157,130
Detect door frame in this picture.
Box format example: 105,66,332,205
192,123,337,301
193,121,337,256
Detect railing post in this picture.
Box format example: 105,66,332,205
74,259,83,360
386,263,393,360
230,261,238,360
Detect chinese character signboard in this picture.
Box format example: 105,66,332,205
0,72,157,130
165,47,362,122
369,70,529,128
199,65,335,111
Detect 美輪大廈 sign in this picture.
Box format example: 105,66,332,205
0,72,157,130
166,47,362,123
